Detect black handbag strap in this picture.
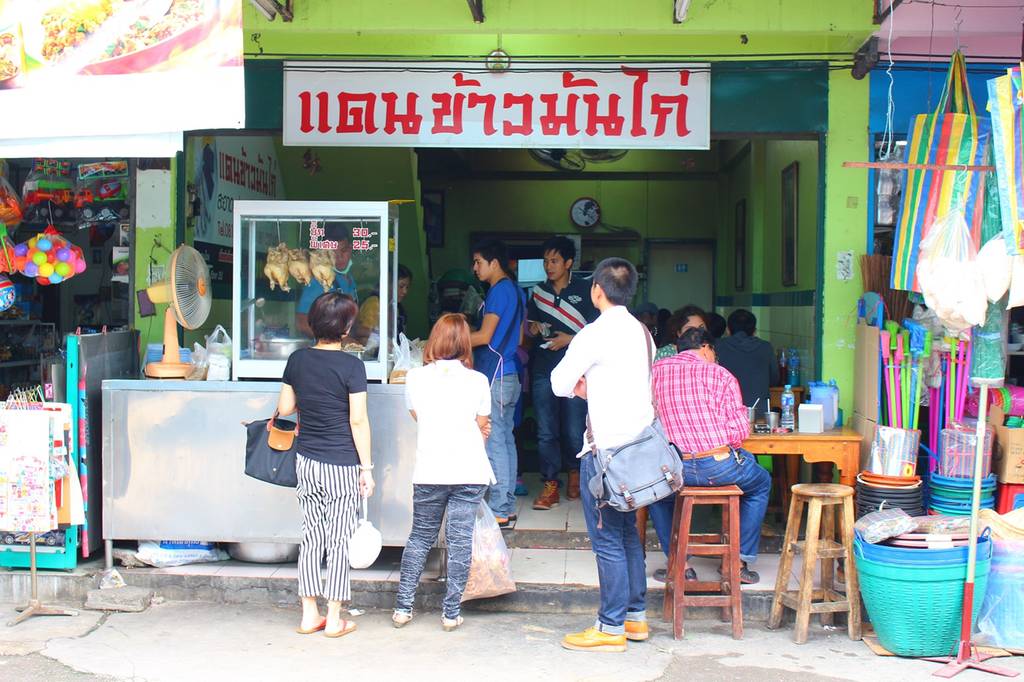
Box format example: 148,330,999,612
268,409,299,435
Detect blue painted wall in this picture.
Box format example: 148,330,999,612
869,61,1009,135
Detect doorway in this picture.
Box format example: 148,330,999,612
645,240,715,312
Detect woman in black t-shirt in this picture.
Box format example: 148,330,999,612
277,292,374,639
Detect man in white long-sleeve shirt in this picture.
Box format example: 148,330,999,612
551,257,655,652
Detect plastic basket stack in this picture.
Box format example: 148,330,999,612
856,472,924,519
928,473,997,515
855,527,992,657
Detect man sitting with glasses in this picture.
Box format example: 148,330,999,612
651,327,772,584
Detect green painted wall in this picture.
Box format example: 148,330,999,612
759,140,820,293
424,149,719,278
822,71,870,413
242,1,872,58
132,165,177,365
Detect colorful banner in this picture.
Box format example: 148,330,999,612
0,1,244,154
283,61,711,150
188,134,285,297
988,65,1024,254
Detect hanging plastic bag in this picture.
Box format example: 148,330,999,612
915,210,987,333
462,502,516,602
13,225,87,285
0,174,22,227
977,237,1013,302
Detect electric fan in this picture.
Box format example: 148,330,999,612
144,244,212,379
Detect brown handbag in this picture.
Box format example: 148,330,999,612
267,412,298,451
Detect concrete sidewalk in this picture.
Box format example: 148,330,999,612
0,601,1021,681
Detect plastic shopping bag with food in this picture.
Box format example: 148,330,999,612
461,502,516,602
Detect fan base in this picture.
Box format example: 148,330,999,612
144,361,192,379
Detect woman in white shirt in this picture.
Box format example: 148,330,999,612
393,313,495,631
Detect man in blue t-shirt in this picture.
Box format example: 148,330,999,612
296,236,358,337
469,239,524,527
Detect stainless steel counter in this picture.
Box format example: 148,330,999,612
102,380,417,568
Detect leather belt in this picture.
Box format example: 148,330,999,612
679,445,731,461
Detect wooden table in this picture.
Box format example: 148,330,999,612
742,428,863,512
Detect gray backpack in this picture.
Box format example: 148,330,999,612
584,323,684,513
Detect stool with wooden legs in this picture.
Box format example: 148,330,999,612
768,483,862,644
663,485,744,640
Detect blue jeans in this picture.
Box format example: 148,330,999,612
579,453,647,634
532,372,586,481
395,484,486,620
650,448,771,564
486,374,521,518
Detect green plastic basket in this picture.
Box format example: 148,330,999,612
855,553,991,657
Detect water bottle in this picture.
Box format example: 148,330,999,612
787,349,801,387
781,384,796,431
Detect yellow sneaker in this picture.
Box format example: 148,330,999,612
624,620,649,642
561,627,628,652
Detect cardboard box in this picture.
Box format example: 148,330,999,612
854,322,882,424
851,412,878,471
990,405,1024,484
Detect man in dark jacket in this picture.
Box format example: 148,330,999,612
715,310,778,416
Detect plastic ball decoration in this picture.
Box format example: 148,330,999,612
14,225,87,285
0,275,15,312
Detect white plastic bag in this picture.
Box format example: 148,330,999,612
462,502,516,602
1009,255,1024,309
186,342,208,381
978,237,1013,303
205,325,232,380
207,353,230,381
348,497,383,569
915,211,987,333
389,333,412,383
135,540,228,568
206,325,232,361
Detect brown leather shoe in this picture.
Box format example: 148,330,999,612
533,481,560,510
567,470,581,500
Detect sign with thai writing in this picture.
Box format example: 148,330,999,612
283,62,710,150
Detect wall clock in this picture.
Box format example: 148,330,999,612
569,197,601,229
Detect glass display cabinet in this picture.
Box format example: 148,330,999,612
231,201,397,381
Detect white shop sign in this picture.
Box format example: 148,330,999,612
283,61,710,150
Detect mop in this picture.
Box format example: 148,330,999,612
895,331,905,429
903,320,932,430
880,329,894,427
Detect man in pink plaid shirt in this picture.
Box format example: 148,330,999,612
650,327,771,584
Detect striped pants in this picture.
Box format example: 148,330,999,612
295,455,360,602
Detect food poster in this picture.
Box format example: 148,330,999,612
0,1,245,148
0,411,57,534
188,134,286,299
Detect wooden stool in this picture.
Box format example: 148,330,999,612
662,485,743,640
768,483,862,644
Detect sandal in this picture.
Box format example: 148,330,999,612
295,617,327,635
441,615,464,632
392,611,413,628
325,619,357,638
